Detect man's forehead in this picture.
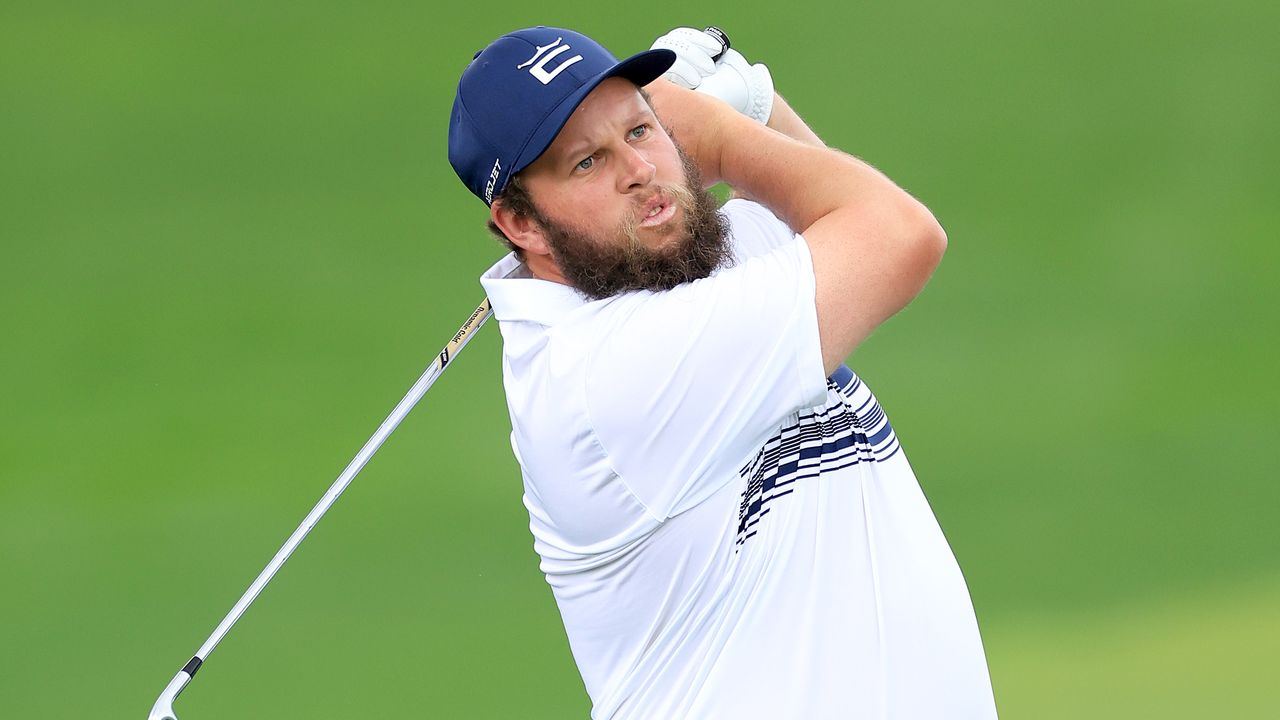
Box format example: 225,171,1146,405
549,80,651,155
573,77,647,119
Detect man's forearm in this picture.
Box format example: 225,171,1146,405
650,81,915,238
729,93,824,201
766,93,825,149
649,66,944,373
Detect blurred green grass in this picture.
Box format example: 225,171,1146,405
1,1,1276,717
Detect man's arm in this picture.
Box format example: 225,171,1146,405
647,81,945,375
765,92,825,148
727,93,824,202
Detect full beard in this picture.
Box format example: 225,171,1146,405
531,145,731,300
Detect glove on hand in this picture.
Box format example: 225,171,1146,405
650,28,775,124
650,27,723,89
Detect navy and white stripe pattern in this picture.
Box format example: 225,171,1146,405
735,365,900,547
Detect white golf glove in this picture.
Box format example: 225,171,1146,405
650,27,775,124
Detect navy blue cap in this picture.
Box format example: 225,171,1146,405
448,27,675,205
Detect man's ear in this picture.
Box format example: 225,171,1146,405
491,200,552,258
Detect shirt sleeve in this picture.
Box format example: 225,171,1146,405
583,203,828,521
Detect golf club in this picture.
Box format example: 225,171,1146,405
147,298,493,720
703,26,730,61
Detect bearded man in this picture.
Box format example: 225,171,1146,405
448,26,997,719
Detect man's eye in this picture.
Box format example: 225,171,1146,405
576,156,594,171
629,125,648,139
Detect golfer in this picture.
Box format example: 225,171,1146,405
448,26,997,719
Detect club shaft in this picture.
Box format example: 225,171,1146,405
152,298,492,717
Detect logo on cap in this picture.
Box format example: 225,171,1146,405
484,158,502,204
516,37,584,85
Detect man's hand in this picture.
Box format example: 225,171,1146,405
650,28,723,89
650,27,774,124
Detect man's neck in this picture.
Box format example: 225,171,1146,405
523,253,570,286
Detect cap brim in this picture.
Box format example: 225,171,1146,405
508,48,676,180
609,47,678,89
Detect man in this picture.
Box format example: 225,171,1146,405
448,26,997,719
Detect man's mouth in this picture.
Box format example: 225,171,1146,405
638,196,677,228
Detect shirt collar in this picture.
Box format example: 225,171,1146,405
479,252,591,326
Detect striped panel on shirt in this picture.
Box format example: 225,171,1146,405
735,365,899,547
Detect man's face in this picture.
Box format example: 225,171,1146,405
517,77,729,299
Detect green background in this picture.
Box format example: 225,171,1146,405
3,1,1277,717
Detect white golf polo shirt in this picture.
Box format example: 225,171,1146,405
479,199,996,719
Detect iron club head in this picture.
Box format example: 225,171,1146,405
147,669,190,720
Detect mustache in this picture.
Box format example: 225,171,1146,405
619,182,697,248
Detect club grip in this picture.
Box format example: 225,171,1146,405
703,26,730,62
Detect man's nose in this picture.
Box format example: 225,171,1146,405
617,145,656,192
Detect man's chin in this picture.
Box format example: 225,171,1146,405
634,210,687,250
